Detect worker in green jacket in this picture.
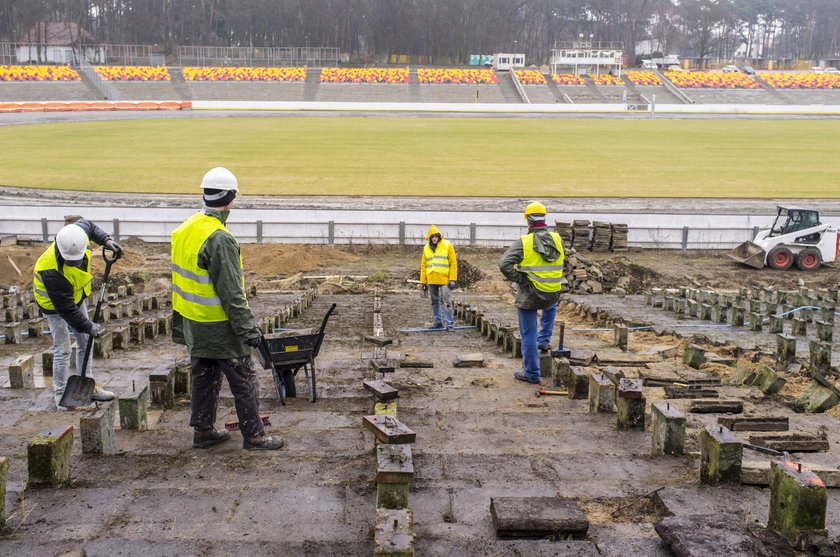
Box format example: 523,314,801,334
499,202,565,384
171,167,283,450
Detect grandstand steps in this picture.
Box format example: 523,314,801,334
0,81,99,102
76,70,107,100
167,68,193,101
303,68,322,101
409,70,421,102
544,78,570,103
620,75,646,103
636,85,682,105
495,71,524,103
582,76,609,102
752,74,794,104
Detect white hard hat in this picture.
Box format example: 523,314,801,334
55,224,89,262
200,167,239,193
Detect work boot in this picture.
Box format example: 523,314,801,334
538,345,551,354
514,370,540,385
445,325,454,332
243,435,285,450
193,429,231,449
432,322,443,329
91,385,115,401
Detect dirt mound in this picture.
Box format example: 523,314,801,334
407,258,485,288
0,245,40,287
241,244,358,277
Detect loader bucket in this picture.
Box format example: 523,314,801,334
726,241,766,269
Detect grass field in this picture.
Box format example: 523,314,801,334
2,117,839,197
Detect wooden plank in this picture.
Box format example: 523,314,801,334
375,443,414,484
363,415,416,444
741,460,840,487
689,400,743,414
490,497,588,539
717,416,789,432
398,360,434,369
618,378,643,399
748,433,829,453
370,359,396,374
363,380,399,401
664,386,720,399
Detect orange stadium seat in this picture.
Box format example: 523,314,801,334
135,102,160,110
416,69,497,84
664,71,760,89
20,103,45,112
113,102,138,111
514,70,547,85
320,67,409,83
43,102,69,112
552,73,586,85
67,102,89,111
0,65,80,81
590,74,623,86
93,66,171,81
183,66,306,81
157,101,182,110
625,71,662,85
760,72,840,89
0,103,21,113
88,102,115,111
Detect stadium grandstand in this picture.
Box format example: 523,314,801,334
319,67,409,83
0,65,79,81
664,71,760,89
182,66,305,81
759,72,840,89
93,65,171,81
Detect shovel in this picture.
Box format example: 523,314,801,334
60,246,120,408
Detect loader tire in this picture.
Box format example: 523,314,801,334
768,247,794,270
795,248,821,271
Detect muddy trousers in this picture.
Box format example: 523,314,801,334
189,356,264,440
517,303,557,381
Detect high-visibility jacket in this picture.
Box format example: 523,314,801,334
33,244,92,310
420,225,457,285
519,232,564,292
171,212,244,322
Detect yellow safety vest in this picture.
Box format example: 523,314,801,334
171,212,245,322
423,240,452,283
33,244,93,310
519,232,565,292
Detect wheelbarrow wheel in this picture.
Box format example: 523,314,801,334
282,369,297,398
307,362,317,403
272,369,286,406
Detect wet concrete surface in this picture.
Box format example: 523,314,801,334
0,287,838,555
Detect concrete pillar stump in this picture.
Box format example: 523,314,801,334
9,354,35,388
731,306,744,327
767,315,784,334
28,425,74,487
588,374,615,413
651,402,685,455
700,425,742,486
683,344,706,369
4,322,23,344
768,461,827,546
149,367,175,408
567,367,589,399
27,318,45,338
0,457,7,527
118,385,149,430
93,331,112,359
553,358,570,388
374,508,414,557
700,304,713,320
777,334,796,366
791,318,807,336
809,341,832,373
616,394,646,431
815,321,833,343
613,324,628,351
80,400,117,455
753,366,786,395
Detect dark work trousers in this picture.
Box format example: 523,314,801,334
189,356,264,440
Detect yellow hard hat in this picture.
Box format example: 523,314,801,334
524,201,547,220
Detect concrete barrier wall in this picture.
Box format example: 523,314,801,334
4,204,839,249
191,100,840,115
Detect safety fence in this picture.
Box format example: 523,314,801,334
1,206,824,250
177,46,339,67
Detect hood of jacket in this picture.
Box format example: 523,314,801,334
202,206,231,224
531,228,562,262
425,225,443,241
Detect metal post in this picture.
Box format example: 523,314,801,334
752,226,759,241
328,221,335,244
682,226,689,250
470,223,477,246
651,94,656,119
256,220,263,244
112,218,120,242
41,218,49,242
399,221,406,245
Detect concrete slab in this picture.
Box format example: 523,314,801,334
490,496,589,538
654,514,774,557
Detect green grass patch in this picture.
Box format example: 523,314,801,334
1,117,839,197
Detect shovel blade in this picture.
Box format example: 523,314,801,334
59,375,95,408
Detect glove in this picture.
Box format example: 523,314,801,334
245,336,262,348
90,323,106,338
105,239,124,259
421,284,428,293
448,281,456,289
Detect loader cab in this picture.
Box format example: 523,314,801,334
768,206,821,238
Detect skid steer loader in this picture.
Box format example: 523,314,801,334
727,206,839,271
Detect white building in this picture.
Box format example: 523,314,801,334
15,22,104,64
